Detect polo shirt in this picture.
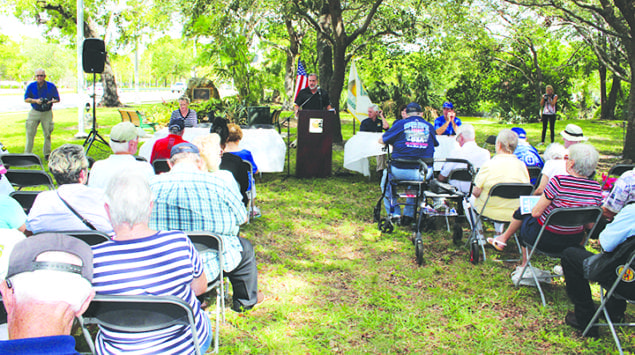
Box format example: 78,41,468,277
294,87,331,110
542,174,602,234
434,115,462,136
24,81,59,112
149,134,188,163
360,118,384,133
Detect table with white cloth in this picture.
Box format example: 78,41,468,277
138,127,287,172
343,133,459,176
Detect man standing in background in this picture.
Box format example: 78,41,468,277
23,69,60,159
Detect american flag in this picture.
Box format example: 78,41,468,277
293,59,308,101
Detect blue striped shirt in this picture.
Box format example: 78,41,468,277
91,230,209,355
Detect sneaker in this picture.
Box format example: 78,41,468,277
537,142,545,146
553,265,563,276
251,206,262,218
232,291,265,312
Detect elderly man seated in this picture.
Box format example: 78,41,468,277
511,127,543,184
0,233,95,352
379,102,438,225
149,142,262,312
361,104,390,174
438,123,490,193
150,118,188,163
561,203,635,337
26,144,113,235
88,122,154,190
91,173,211,354
470,129,529,242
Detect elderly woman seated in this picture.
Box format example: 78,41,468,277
469,129,530,240
487,143,603,266
170,95,197,127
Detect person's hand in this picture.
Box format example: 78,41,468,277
38,98,44,104
448,111,456,122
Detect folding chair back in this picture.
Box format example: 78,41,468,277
152,159,171,174
519,206,603,307
478,182,534,216
5,170,55,190
0,153,44,170
9,190,41,214
608,164,635,178
80,294,201,355
527,166,542,183
445,158,476,195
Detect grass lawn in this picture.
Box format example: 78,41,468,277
1,107,633,354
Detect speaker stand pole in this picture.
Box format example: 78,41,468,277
83,72,109,154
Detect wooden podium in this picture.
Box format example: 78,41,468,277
296,110,336,178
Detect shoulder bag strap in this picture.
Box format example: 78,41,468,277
56,191,98,231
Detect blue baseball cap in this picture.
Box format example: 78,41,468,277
442,102,454,109
405,102,422,114
511,127,527,140
170,142,200,157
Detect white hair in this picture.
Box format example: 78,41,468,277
568,143,599,177
109,140,130,154
368,104,380,112
105,172,153,228
456,123,476,141
496,129,518,154
544,143,566,161
10,251,92,312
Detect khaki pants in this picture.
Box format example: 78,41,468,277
376,154,387,171
25,109,54,156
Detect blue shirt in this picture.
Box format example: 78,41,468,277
24,81,60,111
514,143,544,169
600,204,635,252
0,195,26,229
0,335,79,354
382,116,438,169
434,115,462,136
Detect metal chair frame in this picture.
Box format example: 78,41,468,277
9,190,41,214
0,153,44,170
5,170,55,190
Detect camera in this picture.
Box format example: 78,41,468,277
40,98,52,111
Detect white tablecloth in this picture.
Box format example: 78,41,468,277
139,127,287,172
342,133,459,176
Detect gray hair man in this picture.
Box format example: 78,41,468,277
26,144,113,235
0,233,94,351
438,123,490,193
23,69,60,159
88,122,154,190
149,143,263,312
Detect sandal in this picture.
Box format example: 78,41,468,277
486,237,506,251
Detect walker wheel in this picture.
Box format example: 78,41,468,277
379,219,394,234
415,235,424,266
469,240,480,265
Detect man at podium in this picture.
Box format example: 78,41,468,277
294,73,333,113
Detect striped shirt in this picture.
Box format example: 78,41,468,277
149,162,248,274
91,230,209,355
541,175,602,234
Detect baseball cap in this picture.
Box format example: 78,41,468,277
560,124,588,142
168,118,186,133
110,122,142,143
6,233,93,282
170,142,200,157
442,102,454,109
511,127,527,140
405,102,422,114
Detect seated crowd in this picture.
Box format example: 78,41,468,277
1,102,634,351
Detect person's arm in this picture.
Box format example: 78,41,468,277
191,273,208,296
551,94,558,105
531,194,551,218
438,174,448,182
435,119,450,135
533,174,549,195
602,206,617,221
472,186,482,198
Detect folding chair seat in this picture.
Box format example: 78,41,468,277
9,190,41,214
152,159,171,174
187,231,225,353
517,206,603,307
468,182,534,264
583,244,635,354
78,294,202,355
609,164,635,178
4,170,55,190
0,153,44,170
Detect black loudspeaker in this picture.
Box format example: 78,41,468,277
82,38,106,74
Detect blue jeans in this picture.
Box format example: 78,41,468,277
380,166,431,218
199,314,213,353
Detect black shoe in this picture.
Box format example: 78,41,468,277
565,311,599,338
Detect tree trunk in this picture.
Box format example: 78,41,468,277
284,19,300,110
606,74,621,120
599,63,608,119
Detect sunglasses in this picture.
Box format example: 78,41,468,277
36,74,45,77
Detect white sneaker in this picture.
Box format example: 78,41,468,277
553,265,563,276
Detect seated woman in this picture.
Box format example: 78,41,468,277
224,124,260,216
91,173,211,354
170,96,198,127
487,143,603,266
470,129,530,239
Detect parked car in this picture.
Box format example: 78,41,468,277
171,82,186,93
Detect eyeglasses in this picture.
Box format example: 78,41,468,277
35,74,45,77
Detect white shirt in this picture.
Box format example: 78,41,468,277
542,158,567,179
88,154,155,191
440,140,491,193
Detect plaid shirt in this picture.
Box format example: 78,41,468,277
149,162,248,273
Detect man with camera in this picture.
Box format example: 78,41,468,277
24,68,60,159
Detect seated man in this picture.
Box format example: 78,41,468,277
360,105,390,173
91,173,211,354
0,233,95,353
511,127,544,184
561,203,635,337
434,102,462,136
26,144,113,235
602,167,635,221
150,118,188,163
149,143,261,312
88,121,154,190
379,102,438,224
438,123,490,194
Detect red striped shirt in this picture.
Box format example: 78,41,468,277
541,174,602,234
